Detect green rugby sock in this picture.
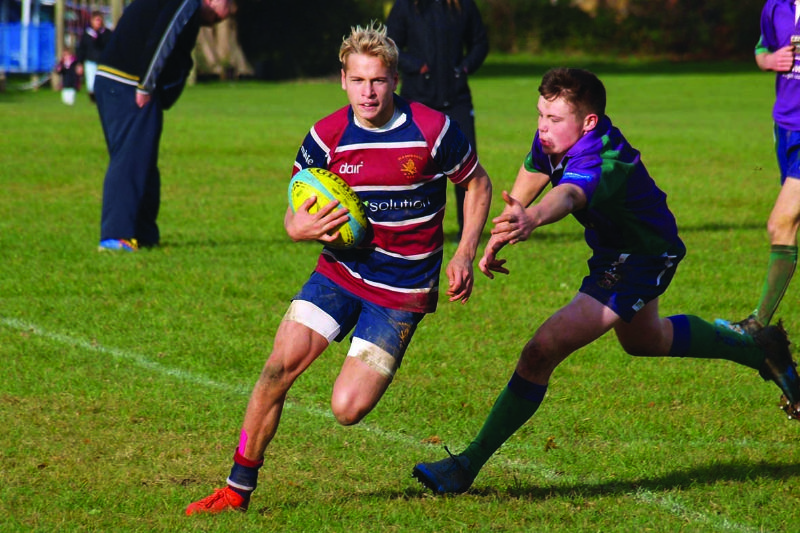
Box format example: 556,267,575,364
461,373,546,476
667,315,765,370
754,245,797,326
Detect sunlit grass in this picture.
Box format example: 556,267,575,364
1,56,797,532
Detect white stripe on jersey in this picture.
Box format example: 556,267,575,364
447,156,479,184
430,115,450,158
372,245,444,261
309,126,332,161
368,207,443,227
335,140,429,152
353,174,445,192
321,251,435,294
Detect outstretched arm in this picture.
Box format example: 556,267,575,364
478,164,547,278
492,181,585,245
506,163,551,209
479,165,585,278
446,162,492,303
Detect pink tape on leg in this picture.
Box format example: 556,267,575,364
238,429,248,457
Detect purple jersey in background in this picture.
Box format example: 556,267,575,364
759,0,800,130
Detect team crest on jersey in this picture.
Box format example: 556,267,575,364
398,155,424,180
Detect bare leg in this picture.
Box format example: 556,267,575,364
239,320,329,460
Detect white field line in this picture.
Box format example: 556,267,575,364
1,316,767,533
633,489,767,533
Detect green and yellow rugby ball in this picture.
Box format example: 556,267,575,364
288,167,369,249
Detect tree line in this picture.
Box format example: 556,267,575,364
235,0,764,80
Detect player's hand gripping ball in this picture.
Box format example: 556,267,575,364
288,167,369,249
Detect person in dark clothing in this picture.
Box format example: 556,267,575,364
386,0,488,237
56,48,80,105
94,0,231,252
76,11,112,103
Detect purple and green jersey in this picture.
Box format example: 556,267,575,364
758,0,800,130
525,116,684,258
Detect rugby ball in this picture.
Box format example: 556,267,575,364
288,167,368,249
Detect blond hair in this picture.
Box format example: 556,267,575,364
339,21,399,73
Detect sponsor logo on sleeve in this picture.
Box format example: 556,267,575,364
562,171,593,182
301,146,314,166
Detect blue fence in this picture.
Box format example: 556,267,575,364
0,22,56,73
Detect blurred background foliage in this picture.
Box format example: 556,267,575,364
235,0,764,80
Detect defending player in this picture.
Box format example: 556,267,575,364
412,67,800,495
716,0,800,338
185,21,492,514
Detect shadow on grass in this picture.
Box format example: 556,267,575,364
383,459,800,502
154,238,287,250
494,459,800,500
246,459,799,517
0,90,27,103
443,220,764,245
680,221,764,232
146,218,763,252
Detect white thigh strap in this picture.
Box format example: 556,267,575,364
347,337,397,379
282,300,340,343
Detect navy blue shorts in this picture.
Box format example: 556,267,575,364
285,272,425,377
579,250,684,322
774,123,800,184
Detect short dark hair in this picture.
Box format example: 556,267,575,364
538,68,606,118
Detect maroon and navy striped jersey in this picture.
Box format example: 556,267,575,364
292,95,478,314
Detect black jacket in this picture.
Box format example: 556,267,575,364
76,26,112,64
386,0,488,110
99,0,201,109
56,56,80,89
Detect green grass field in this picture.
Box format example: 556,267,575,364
2,56,798,532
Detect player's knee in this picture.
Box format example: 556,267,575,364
620,341,650,357
332,408,363,426
519,336,557,376
330,395,370,426
521,337,543,360
258,360,283,383
766,213,799,243
766,217,782,242
619,333,668,357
